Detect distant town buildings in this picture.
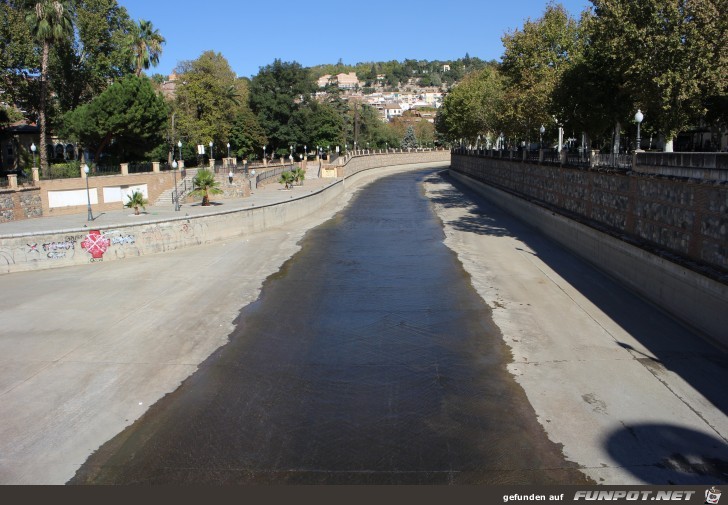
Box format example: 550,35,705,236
317,72,361,90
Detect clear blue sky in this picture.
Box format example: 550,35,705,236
119,0,591,79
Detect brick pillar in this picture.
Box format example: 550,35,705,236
32,167,39,183
120,163,129,175
152,161,161,173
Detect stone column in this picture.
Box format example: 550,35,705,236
120,163,129,175
32,167,40,183
209,159,215,169
538,149,544,163
179,160,185,169
152,161,161,173
7,174,18,189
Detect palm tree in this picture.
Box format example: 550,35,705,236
292,167,306,186
191,169,222,206
128,19,165,77
278,170,295,189
124,190,148,215
26,0,74,176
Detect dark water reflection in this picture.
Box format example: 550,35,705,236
70,170,591,485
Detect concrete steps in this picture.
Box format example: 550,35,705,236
153,168,199,206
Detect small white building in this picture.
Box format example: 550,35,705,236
383,103,404,121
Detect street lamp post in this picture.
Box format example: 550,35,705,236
634,109,644,152
262,145,266,163
209,141,213,166
177,140,182,164
83,164,93,221
227,142,230,159
172,160,179,211
30,142,36,168
539,125,545,150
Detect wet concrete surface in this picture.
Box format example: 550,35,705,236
69,170,592,485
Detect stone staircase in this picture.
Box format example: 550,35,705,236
153,168,199,207
304,161,320,179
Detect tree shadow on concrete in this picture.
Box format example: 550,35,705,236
426,170,728,430
605,423,728,484
424,173,514,237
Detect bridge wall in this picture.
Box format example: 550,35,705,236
0,151,449,275
448,164,728,346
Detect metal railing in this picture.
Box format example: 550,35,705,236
127,162,152,174
591,153,632,170
88,164,121,176
452,147,634,170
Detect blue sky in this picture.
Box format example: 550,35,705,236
119,0,591,79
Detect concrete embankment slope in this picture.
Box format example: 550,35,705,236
0,151,450,275
447,170,728,348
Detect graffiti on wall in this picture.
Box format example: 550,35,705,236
81,230,110,260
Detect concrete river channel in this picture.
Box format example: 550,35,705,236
69,170,592,484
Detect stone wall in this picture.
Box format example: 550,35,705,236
0,187,43,223
451,153,728,275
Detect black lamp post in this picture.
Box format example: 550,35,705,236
177,140,182,163
31,142,36,168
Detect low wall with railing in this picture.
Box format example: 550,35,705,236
634,152,728,181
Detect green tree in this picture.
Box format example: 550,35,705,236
401,125,417,149
229,107,267,160
500,2,582,143
26,0,74,173
436,65,504,144
191,168,222,206
249,59,316,154
62,75,167,162
51,0,136,112
0,2,39,119
124,190,147,215
175,51,245,155
127,18,164,77
586,0,725,151
293,101,344,152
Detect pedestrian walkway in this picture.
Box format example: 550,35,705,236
0,177,337,237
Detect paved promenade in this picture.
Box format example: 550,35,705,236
0,176,336,238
